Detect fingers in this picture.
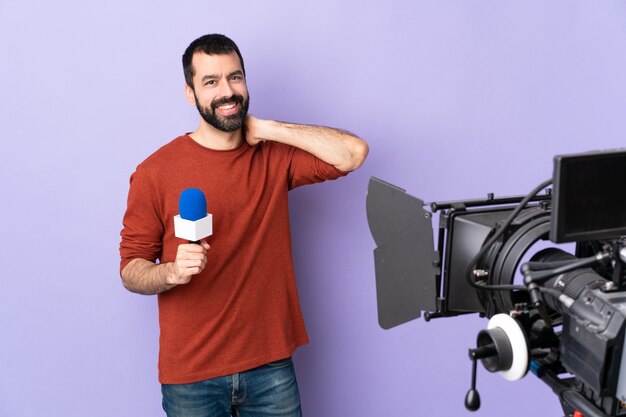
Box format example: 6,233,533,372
181,241,209,254
174,259,206,281
168,242,211,285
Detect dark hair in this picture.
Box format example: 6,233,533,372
182,34,245,89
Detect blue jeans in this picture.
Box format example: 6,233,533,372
161,357,302,417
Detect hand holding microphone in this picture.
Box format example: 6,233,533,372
167,240,211,285
168,188,213,285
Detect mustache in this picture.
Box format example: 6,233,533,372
211,94,245,110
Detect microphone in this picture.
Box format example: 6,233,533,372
174,188,213,244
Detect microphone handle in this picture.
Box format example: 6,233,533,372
189,240,201,245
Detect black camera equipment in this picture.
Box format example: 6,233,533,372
367,149,626,417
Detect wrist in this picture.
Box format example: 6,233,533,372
268,120,299,146
162,262,178,286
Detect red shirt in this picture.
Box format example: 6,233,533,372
120,135,347,384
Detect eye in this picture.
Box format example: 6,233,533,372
230,75,243,81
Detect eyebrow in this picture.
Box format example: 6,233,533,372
200,70,244,83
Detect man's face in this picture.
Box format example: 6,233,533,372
188,52,249,132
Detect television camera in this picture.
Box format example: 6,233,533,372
366,149,626,417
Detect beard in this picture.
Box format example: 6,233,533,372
194,92,250,132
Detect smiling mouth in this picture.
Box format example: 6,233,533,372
215,102,240,116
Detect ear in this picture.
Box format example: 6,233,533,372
184,83,196,106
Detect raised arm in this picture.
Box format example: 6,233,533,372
244,115,369,172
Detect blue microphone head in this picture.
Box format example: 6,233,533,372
179,188,207,221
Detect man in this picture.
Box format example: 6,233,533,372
119,34,368,417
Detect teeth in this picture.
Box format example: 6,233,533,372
220,104,236,110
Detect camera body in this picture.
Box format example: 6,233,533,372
367,149,626,417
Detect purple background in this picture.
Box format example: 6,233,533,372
2,1,626,416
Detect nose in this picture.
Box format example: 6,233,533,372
217,78,235,98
